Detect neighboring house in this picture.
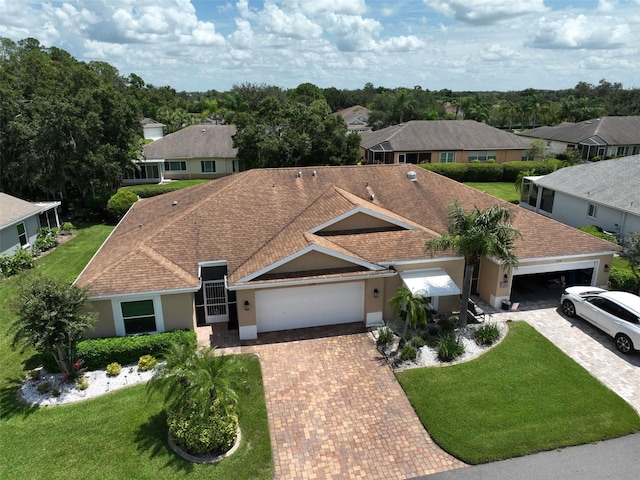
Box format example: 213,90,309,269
141,118,165,141
0,193,61,256
335,105,372,132
123,124,239,185
518,116,640,160
75,165,616,341
359,120,532,164
520,155,640,242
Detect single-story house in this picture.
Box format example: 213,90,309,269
334,105,372,132
360,120,532,165
75,165,617,341
0,193,61,256
518,116,640,160
123,124,239,185
520,155,640,242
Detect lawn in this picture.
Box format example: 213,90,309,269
397,321,640,464
0,224,273,480
465,182,520,204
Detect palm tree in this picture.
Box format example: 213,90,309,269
425,202,522,328
389,286,432,338
148,342,246,417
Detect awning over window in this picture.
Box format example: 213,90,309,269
399,269,461,297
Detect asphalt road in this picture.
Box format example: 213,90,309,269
412,433,640,480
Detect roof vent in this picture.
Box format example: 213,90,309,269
172,201,179,206
406,171,417,182
312,170,317,176
369,194,375,201
296,171,302,178
202,128,206,132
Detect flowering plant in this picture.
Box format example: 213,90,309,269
62,358,87,382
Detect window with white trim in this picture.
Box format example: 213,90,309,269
164,161,186,171
467,151,497,162
17,222,28,247
588,203,598,219
439,152,455,163
201,160,216,173
121,300,157,334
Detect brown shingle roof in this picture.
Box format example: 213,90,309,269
360,120,531,151
518,116,640,145
142,124,237,160
75,165,617,297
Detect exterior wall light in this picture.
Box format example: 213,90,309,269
244,300,250,310
373,288,379,298
604,264,610,273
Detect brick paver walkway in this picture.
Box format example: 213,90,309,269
199,323,466,479
244,331,466,479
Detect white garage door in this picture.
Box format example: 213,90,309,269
255,282,365,333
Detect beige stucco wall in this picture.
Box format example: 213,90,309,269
236,289,256,329
164,157,237,180
84,300,116,339
270,251,355,274
162,292,196,331
386,149,525,165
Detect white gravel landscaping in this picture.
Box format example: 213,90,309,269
373,320,509,371
19,364,156,407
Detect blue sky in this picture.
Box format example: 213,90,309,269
1,0,638,93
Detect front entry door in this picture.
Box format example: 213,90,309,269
204,280,229,323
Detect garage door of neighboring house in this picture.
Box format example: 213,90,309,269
255,282,365,333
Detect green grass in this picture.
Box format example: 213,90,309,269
465,182,520,203
0,354,272,480
0,225,273,479
397,322,640,464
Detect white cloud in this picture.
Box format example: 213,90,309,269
298,0,367,16
324,13,381,51
422,0,548,25
528,14,631,49
597,0,617,13
258,1,323,39
478,44,519,61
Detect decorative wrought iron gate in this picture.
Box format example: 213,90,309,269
203,280,229,323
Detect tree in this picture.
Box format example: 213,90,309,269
619,233,640,295
11,277,96,376
425,202,522,327
147,342,246,454
389,286,432,339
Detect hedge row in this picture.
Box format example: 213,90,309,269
124,184,187,198
420,160,565,183
41,329,197,372
609,266,640,294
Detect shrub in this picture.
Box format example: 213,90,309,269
0,248,34,277
463,162,503,182
106,189,138,219
76,377,90,390
44,329,198,371
475,324,501,346
138,354,157,372
609,265,639,294
61,221,75,233
400,344,418,361
410,335,426,348
420,163,468,182
32,227,60,255
376,327,393,346
436,332,465,362
106,362,122,376
578,225,618,244
438,316,457,333
168,401,239,455
52,387,61,397
125,184,184,198
29,369,42,381
36,382,52,394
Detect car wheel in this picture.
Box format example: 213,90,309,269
615,334,634,354
562,299,576,317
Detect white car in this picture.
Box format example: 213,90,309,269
560,286,640,354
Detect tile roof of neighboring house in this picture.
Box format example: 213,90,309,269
360,120,531,151
75,165,617,298
335,105,370,126
142,124,237,160
0,193,44,228
535,155,640,216
519,116,640,145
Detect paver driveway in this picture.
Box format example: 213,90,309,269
243,326,466,480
